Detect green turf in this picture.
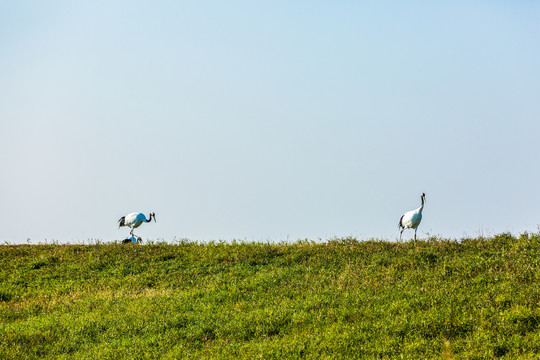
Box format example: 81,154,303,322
1,233,539,359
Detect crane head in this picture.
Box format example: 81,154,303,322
421,193,426,202
150,212,156,222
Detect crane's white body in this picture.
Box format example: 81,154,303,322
123,212,150,229
118,212,156,239
399,194,425,241
400,208,423,231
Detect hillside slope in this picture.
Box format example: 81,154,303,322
1,234,539,359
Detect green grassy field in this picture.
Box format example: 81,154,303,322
1,233,539,359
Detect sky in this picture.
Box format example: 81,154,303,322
0,1,539,243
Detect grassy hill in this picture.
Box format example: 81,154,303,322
1,233,539,359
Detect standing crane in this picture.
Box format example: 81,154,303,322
118,212,156,243
398,193,426,241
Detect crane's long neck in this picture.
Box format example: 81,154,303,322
418,196,425,214
146,213,153,222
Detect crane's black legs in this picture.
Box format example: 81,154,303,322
400,229,419,243
126,229,140,244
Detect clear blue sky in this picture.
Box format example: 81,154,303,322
1,1,539,243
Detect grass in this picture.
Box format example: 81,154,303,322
1,233,539,359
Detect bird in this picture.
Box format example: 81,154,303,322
122,236,142,244
398,193,426,241
118,212,156,239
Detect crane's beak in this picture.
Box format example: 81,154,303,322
153,214,157,222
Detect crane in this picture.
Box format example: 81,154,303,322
398,193,425,241
118,212,156,242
